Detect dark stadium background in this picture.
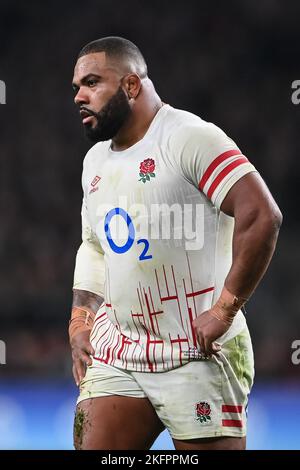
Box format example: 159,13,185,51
0,0,299,449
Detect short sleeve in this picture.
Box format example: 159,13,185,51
169,121,257,210
73,156,105,297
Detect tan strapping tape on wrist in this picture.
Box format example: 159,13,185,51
209,286,247,326
68,306,95,340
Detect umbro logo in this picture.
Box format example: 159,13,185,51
89,175,101,194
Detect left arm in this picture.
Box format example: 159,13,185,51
221,172,282,298
193,172,282,355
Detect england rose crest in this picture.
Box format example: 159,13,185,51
195,402,211,423
138,158,156,183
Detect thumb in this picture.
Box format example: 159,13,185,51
84,342,95,356
212,342,221,352
87,343,95,356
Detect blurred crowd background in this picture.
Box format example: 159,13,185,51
0,0,300,449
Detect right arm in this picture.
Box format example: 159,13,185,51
70,289,103,386
69,195,105,385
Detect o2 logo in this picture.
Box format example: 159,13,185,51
104,207,152,261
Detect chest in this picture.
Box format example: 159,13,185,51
85,144,215,250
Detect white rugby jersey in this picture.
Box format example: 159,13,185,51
73,104,257,372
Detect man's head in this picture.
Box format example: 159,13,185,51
72,36,148,142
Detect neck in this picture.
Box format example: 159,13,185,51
111,81,163,152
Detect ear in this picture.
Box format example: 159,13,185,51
124,74,142,100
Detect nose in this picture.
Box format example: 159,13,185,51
74,87,89,105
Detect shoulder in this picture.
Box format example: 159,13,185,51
81,141,110,190
83,141,110,171
165,106,231,151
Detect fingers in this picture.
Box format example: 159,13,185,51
73,356,86,385
80,349,93,366
192,312,224,358
72,363,80,386
202,335,213,357
203,337,219,357
72,344,94,386
195,329,205,356
82,343,94,366
71,334,95,358
71,333,95,386
195,328,221,358
85,343,95,357
194,324,209,356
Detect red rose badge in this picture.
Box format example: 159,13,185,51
138,158,156,183
195,402,211,423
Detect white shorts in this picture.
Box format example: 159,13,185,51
77,327,254,440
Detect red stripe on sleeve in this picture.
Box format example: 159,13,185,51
198,149,242,191
207,156,248,200
222,405,243,413
222,419,243,428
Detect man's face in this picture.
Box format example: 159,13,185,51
72,52,131,142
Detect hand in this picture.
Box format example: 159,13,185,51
192,310,230,357
70,330,95,386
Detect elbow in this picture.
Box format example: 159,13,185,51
274,207,283,230
260,204,283,236
270,204,283,231
242,202,283,231
242,203,283,237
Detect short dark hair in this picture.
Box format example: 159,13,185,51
78,36,148,78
